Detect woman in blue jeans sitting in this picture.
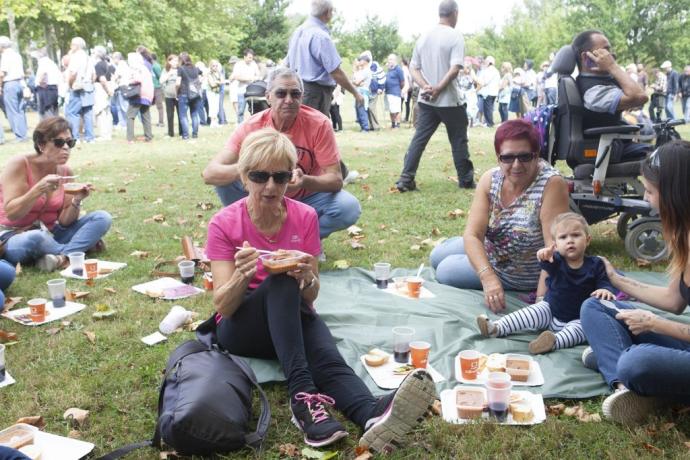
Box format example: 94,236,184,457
581,140,690,424
0,116,112,272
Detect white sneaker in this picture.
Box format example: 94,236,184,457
36,254,62,272
343,170,360,185
602,388,662,425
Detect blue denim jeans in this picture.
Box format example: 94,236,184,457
0,446,31,460
215,181,361,238
3,211,112,266
683,96,690,122
237,93,247,124
665,94,676,120
0,259,16,312
581,297,690,402
178,94,200,138
400,103,473,185
3,80,28,141
481,95,496,127
65,91,94,141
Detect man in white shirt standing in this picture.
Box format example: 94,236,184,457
0,36,28,142
33,47,62,119
395,0,474,191
229,49,260,124
476,55,500,127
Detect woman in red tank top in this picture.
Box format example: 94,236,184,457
0,116,112,271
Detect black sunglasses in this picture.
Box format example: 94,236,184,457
498,152,536,164
52,138,77,149
273,89,303,99
247,170,293,184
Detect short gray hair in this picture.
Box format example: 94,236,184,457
311,0,333,17
92,45,107,59
267,67,304,93
71,37,86,49
439,0,458,17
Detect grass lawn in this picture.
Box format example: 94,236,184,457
0,104,689,459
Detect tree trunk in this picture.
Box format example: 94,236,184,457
6,7,18,46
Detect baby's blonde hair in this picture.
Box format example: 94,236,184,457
550,212,590,238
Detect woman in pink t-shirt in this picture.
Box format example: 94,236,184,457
206,128,436,453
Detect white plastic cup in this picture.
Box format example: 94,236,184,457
68,252,85,276
47,279,67,308
0,343,6,383
178,260,196,284
392,326,415,363
374,262,391,289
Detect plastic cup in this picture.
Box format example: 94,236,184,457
0,343,6,383
410,341,431,369
407,276,423,298
27,298,47,323
486,371,512,422
47,279,67,308
68,252,85,277
459,349,482,380
178,260,196,285
374,262,391,289
392,326,415,363
203,272,213,291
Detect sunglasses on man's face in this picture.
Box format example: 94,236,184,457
498,152,536,164
247,170,293,184
273,89,303,99
52,138,77,149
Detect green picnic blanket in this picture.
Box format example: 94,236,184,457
246,268,688,399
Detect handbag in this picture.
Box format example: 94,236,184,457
97,317,271,458
120,83,141,99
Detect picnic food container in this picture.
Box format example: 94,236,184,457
455,387,485,419
505,354,532,382
63,183,87,194
260,251,305,274
0,423,37,449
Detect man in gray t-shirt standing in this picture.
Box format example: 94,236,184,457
395,0,473,191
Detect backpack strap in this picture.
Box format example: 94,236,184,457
95,441,153,460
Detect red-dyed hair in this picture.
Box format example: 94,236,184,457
493,119,540,155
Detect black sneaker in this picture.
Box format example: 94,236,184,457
395,178,417,192
359,369,437,454
290,392,348,447
459,180,475,189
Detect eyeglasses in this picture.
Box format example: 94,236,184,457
273,89,302,99
52,138,77,149
247,170,293,184
498,152,536,164
649,148,660,167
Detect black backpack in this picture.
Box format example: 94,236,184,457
99,316,271,458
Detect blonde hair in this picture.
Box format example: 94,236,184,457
551,212,590,238
501,62,513,74
238,128,297,177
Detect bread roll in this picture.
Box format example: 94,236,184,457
510,402,534,422
486,353,506,372
364,348,389,367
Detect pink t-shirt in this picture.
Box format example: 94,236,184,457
206,197,321,290
224,105,340,200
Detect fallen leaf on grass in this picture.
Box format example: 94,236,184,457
430,399,442,416
447,209,466,219
410,244,421,251
64,408,90,427
350,240,366,250
601,229,615,237
642,443,663,454
636,258,652,267
130,250,149,259
347,225,363,236
354,452,373,460
3,296,22,311
183,320,204,332
61,321,71,327
153,214,165,223
354,446,372,458
431,227,442,236
332,260,350,269
547,403,566,415
68,430,81,439
660,422,676,432
378,224,386,230
15,262,21,276
153,198,163,204
66,290,89,301
159,451,180,459
301,448,337,459
177,218,188,226
446,176,459,183
278,443,299,458
420,238,434,247
196,202,215,211
388,186,400,194
83,331,96,344
103,287,117,294
16,416,45,430
46,327,62,336
561,403,600,422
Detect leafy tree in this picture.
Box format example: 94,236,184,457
239,0,291,61
336,15,401,63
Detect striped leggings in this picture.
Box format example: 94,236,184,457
495,301,586,350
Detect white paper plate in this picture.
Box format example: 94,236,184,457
132,277,203,300
454,352,545,387
440,386,547,425
360,354,445,390
32,430,95,459
60,260,127,280
2,302,86,326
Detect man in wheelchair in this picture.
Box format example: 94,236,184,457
571,30,650,161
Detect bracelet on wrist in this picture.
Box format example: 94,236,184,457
476,265,492,277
